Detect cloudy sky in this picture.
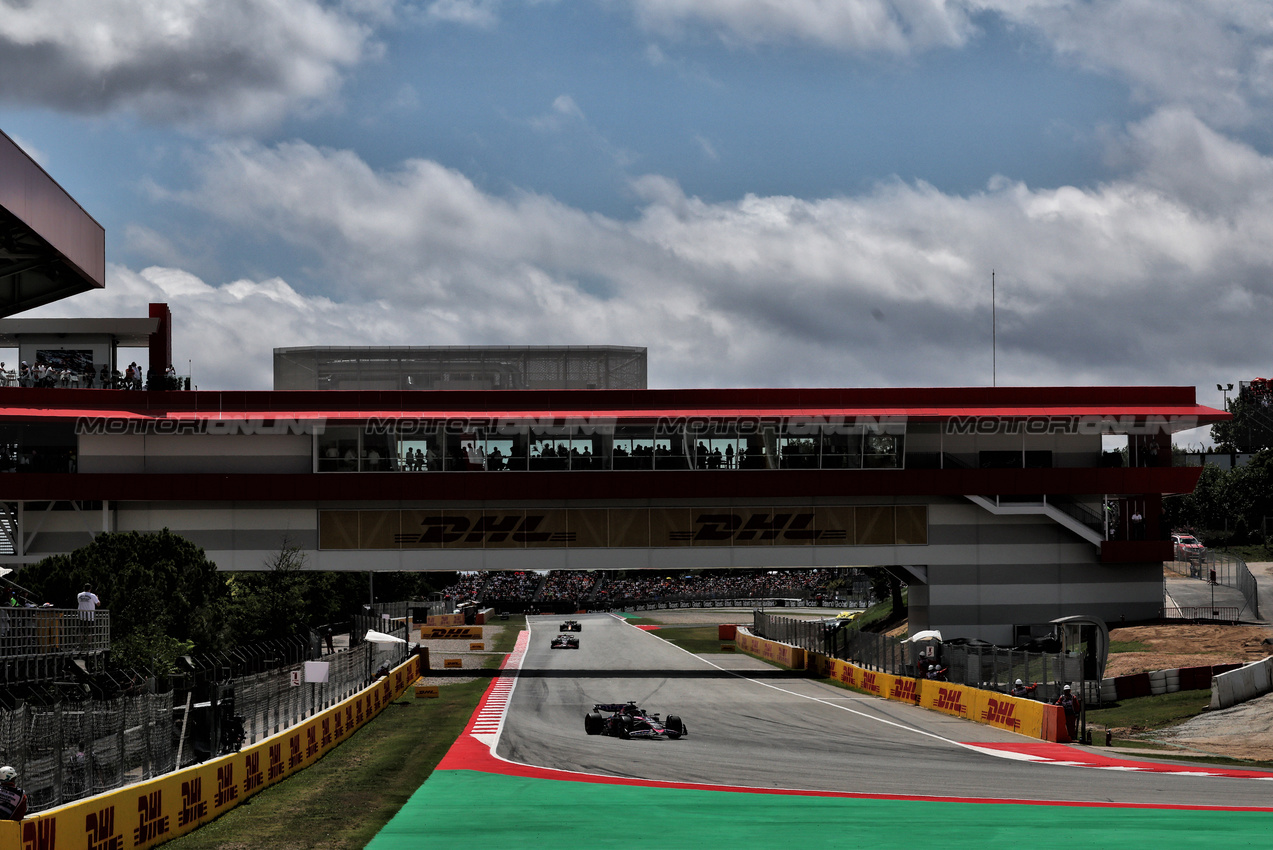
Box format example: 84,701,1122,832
1,1,1270,428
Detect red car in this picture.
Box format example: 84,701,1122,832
1172,533,1206,563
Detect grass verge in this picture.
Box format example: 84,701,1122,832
648,625,735,654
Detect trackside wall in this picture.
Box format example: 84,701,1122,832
736,629,1067,742
1,656,421,850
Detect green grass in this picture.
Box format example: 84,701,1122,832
1108,639,1153,653
1087,689,1213,732
648,625,737,654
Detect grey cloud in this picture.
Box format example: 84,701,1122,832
0,0,382,130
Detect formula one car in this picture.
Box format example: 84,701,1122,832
559,619,582,632
551,634,580,649
584,702,686,740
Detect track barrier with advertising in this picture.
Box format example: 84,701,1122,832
802,646,1068,742
419,626,484,639
1,656,421,850
735,629,806,670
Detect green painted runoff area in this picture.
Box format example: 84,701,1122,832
367,769,1273,849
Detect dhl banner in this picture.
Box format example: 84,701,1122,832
419,625,483,639
5,656,421,850
919,680,975,720
974,690,1047,738
735,630,806,670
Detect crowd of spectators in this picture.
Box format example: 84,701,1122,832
437,568,850,611
0,361,188,390
537,571,598,602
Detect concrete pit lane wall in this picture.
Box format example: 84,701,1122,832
2,656,421,850
1210,656,1273,710
734,635,1070,743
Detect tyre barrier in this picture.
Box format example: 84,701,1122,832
1101,662,1247,702
1,655,422,850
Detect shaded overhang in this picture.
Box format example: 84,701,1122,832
0,317,159,348
0,130,105,317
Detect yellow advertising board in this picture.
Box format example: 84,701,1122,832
419,626,483,639
973,690,1046,738
735,631,806,670
919,680,975,720
9,656,420,850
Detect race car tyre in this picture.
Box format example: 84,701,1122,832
619,716,632,740
665,715,685,739
584,712,603,735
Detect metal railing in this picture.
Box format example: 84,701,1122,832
0,607,110,661
1164,552,1261,620
0,620,410,814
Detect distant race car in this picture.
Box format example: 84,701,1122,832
551,634,580,649
585,702,686,740
559,620,582,631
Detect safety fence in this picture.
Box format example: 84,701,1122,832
1,655,423,850
0,607,110,657
1162,605,1241,624
0,621,409,814
1164,553,1261,620
753,612,1079,702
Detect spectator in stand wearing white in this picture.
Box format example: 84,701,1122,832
77,584,100,621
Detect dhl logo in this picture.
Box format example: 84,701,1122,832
890,678,919,703
670,512,848,542
935,687,966,713
861,672,881,694
22,818,56,850
395,514,573,544
981,697,1022,730
420,626,482,639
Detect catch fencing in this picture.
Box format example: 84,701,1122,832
753,612,1079,702
0,620,409,814
1164,553,1261,620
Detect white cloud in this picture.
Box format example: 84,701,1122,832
96,113,1271,395
422,0,502,26
983,0,1273,128
621,2,1273,128
0,0,387,131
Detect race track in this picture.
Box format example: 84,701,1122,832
497,613,1273,807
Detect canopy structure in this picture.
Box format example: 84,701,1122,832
0,130,105,317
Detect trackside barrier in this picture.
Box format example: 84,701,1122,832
803,648,1069,742
0,656,422,850
1210,656,1273,710
735,629,806,670
419,626,483,639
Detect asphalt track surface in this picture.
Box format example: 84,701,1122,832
498,613,1273,807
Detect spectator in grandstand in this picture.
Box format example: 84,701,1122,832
1055,684,1081,739
1009,679,1037,698
0,765,28,821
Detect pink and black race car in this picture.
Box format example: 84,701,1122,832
584,702,686,739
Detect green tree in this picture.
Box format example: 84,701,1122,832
18,529,230,668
